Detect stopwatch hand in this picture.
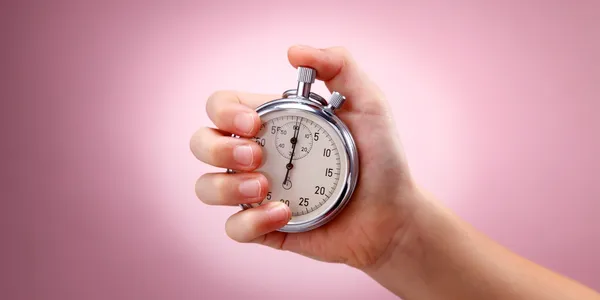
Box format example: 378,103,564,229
283,118,302,185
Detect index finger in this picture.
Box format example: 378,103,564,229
205,90,280,137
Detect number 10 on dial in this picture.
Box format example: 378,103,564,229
231,66,359,233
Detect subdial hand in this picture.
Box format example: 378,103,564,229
283,118,302,185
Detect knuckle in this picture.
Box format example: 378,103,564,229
205,91,218,113
327,47,354,70
190,128,208,160
194,176,203,201
196,174,230,205
224,220,237,241
237,215,256,242
329,46,351,57
225,215,248,242
206,136,225,164
206,90,234,119
207,90,228,106
189,131,199,156
212,174,229,201
214,106,228,123
195,174,211,204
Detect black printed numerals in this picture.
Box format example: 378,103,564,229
271,126,288,135
254,137,265,147
314,186,326,195
299,197,309,206
325,168,333,177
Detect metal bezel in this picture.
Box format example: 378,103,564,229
239,95,359,233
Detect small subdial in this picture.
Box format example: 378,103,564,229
275,121,314,160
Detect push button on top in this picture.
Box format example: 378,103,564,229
297,66,317,84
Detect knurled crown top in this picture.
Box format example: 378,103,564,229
297,66,317,84
329,91,346,109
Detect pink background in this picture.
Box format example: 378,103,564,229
2,0,599,299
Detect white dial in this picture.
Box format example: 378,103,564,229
248,108,349,223
234,66,358,232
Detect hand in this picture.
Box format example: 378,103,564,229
191,45,600,300
190,44,419,270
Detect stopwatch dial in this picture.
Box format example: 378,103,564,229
274,121,314,160
249,111,348,222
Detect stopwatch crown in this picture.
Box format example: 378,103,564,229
297,66,317,84
328,91,346,110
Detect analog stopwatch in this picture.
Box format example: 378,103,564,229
228,66,359,233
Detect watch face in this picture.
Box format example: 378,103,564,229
247,107,350,225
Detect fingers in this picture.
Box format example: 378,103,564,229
287,45,388,114
195,172,269,206
225,201,291,243
205,90,280,137
190,127,263,171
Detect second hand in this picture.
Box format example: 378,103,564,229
283,117,302,185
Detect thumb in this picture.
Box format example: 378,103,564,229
287,45,389,115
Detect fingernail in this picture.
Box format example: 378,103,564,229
233,112,254,134
266,202,290,222
238,179,260,198
233,145,254,166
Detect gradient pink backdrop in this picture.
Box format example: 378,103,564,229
2,0,599,299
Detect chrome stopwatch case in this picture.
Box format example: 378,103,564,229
229,66,359,233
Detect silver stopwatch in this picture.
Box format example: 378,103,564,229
229,66,359,233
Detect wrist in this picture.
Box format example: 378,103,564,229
360,185,462,298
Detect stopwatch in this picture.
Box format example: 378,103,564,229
228,66,359,233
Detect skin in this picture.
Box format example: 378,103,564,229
189,45,600,299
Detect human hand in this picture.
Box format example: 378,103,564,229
190,45,421,271
190,45,600,300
